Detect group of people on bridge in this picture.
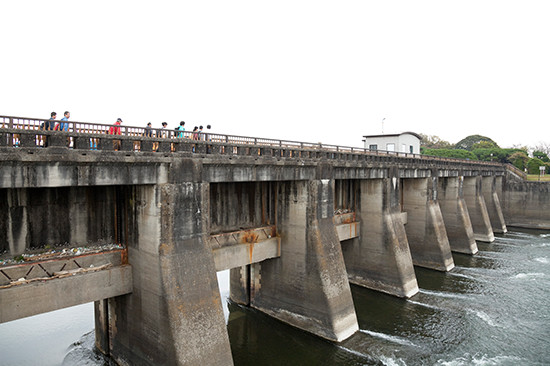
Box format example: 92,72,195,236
30,111,214,151
40,111,212,141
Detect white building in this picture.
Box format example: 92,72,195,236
362,132,422,154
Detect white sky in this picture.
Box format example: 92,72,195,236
1,1,549,149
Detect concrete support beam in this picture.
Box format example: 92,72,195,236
212,237,280,271
482,176,507,234
246,179,359,342
438,177,478,254
402,177,454,271
334,213,360,241
0,265,132,323
341,178,418,298
104,184,233,366
464,176,495,242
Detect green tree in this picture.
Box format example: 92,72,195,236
508,151,529,171
533,150,550,162
472,148,526,163
419,134,452,149
455,135,499,151
472,140,499,150
527,158,545,174
423,148,477,160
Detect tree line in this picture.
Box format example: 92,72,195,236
420,134,549,175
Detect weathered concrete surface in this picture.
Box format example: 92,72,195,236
502,172,550,229
341,178,418,298
463,176,495,242
482,176,507,234
438,177,478,254
334,213,360,242
0,265,132,323
212,233,280,271
0,186,121,255
248,179,359,341
104,183,233,366
230,265,251,306
209,182,274,234
0,149,169,189
402,177,454,271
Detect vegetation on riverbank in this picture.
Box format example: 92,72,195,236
420,133,550,175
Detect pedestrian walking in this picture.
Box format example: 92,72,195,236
177,121,186,138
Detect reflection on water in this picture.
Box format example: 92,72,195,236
0,229,549,366
0,303,94,366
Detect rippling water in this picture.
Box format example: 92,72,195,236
1,229,549,366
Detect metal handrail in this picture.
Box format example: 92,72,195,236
0,114,504,167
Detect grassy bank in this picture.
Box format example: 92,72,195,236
527,175,550,182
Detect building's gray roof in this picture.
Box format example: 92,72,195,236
362,131,422,140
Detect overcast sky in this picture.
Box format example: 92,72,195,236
1,1,548,149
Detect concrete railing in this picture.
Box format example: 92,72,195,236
506,163,528,180
0,114,503,169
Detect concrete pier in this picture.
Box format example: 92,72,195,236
240,180,359,342
341,178,419,298
482,176,507,234
402,178,454,271
438,177,478,254
101,183,233,366
463,176,495,242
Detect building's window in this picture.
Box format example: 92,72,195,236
410,145,414,153
386,143,395,152
369,144,378,151
401,144,407,152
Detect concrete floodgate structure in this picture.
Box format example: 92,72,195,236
1,117,550,365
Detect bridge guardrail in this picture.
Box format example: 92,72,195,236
0,114,504,169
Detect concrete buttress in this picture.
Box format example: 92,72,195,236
98,183,233,366
402,177,454,271
437,177,478,254
246,180,359,341
341,178,419,298
482,176,507,234
463,176,495,242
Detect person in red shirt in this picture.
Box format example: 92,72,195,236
109,118,123,150
109,118,122,135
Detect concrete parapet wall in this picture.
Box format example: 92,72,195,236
503,172,550,229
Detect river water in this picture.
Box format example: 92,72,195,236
1,229,549,366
